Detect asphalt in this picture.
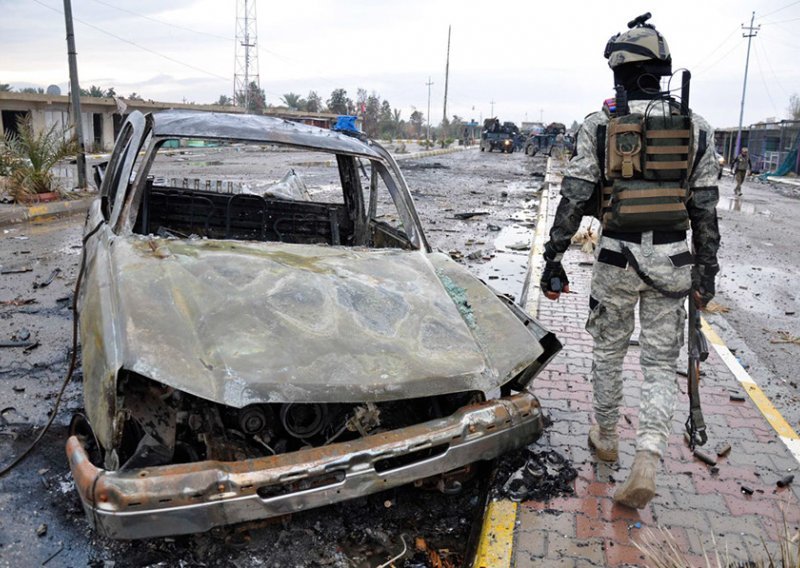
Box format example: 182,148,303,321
474,161,800,567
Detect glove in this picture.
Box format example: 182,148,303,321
692,263,718,308
540,260,570,300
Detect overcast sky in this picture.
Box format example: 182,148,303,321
2,0,799,129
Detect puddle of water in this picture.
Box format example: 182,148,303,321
474,224,532,300
504,180,542,199
717,196,771,216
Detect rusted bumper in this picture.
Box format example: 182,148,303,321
67,392,543,539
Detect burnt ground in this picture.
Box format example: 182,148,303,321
0,147,548,567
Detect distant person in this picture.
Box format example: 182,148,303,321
539,13,721,509
731,147,752,196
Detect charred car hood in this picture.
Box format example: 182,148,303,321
110,237,543,405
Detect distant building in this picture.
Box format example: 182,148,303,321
0,92,342,151
715,119,800,174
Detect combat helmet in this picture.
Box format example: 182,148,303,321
604,13,671,74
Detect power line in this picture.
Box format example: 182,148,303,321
757,37,791,98
690,26,739,70
760,15,800,25
752,41,778,116
31,0,228,82
757,0,800,20
694,39,740,74
87,0,231,42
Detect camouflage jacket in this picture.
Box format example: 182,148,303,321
546,99,721,269
731,154,752,172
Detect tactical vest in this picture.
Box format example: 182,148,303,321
599,107,694,232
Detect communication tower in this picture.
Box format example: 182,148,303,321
233,0,260,110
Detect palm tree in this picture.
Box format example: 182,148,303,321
3,114,77,201
281,92,305,111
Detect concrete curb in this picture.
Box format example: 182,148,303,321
472,158,558,568
0,195,95,228
393,146,472,161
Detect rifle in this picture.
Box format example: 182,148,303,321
685,294,709,449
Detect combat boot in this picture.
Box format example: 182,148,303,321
587,425,619,461
613,450,659,509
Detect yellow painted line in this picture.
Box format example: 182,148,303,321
743,384,799,440
701,316,800,463
26,205,49,216
473,500,518,568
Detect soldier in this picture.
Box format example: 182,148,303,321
539,14,720,509
731,147,752,196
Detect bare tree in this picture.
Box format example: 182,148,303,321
789,94,800,120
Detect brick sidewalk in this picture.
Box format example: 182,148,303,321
512,174,800,567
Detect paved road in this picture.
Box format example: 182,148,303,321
712,175,800,433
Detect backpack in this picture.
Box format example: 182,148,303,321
597,102,697,232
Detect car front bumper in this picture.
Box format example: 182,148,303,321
67,391,544,539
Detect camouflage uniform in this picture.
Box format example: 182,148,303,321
546,100,721,457
731,150,752,196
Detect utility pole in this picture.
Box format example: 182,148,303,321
490,99,495,117
426,77,434,143
540,108,544,123
735,11,759,156
63,0,86,189
442,25,451,123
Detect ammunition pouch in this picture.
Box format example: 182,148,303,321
642,115,692,181
607,114,643,179
602,180,690,231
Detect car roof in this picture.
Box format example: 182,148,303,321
151,110,382,159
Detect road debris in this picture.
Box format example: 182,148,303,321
740,485,754,495
0,266,33,274
36,523,48,537
505,241,530,251
692,448,717,466
770,331,800,345
41,543,64,566
33,267,62,289
703,301,730,314
453,211,489,220
494,448,578,502
777,474,794,488
0,298,36,307
570,225,598,254
401,536,456,568
0,340,39,349
729,393,746,402
715,443,732,458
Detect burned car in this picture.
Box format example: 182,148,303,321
66,110,561,539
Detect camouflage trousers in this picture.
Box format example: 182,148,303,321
734,170,746,195
585,232,692,457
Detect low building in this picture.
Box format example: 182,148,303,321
0,92,342,151
715,120,800,174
